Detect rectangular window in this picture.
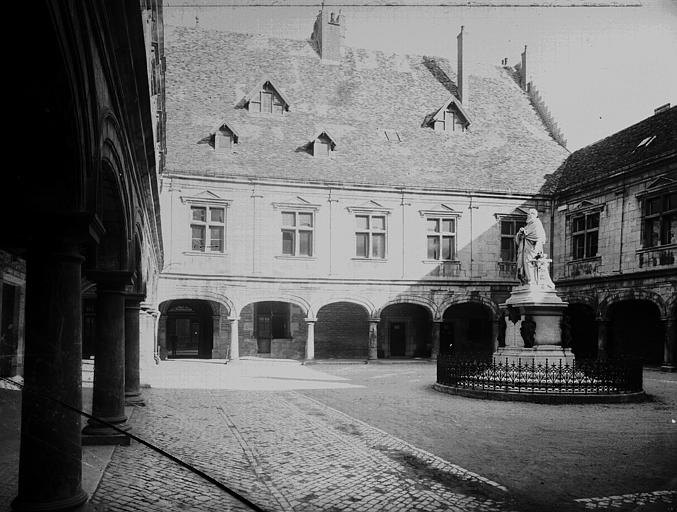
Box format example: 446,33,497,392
281,211,314,257
571,212,599,259
427,217,456,260
355,214,387,259
500,219,526,261
643,191,676,247
190,206,225,252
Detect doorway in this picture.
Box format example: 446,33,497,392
389,322,406,357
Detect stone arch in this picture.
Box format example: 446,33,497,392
315,297,375,318
375,295,435,321
598,289,667,320
158,289,233,318
237,295,312,319
438,295,500,322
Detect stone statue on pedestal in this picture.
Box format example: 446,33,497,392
515,209,555,288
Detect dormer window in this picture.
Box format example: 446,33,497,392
429,96,471,133
312,130,337,157
213,121,239,153
244,80,290,115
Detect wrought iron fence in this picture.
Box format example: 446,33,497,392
436,355,643,395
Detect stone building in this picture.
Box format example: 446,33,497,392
156,11,569,362
549,105,677,370
1,1,165,509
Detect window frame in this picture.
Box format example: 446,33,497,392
189,205,226,253
280,210,315,257
499,217,526,262
425,216,458,261
641,190,677,248
180,194,231,255
354,213,388,259
569,211,600,260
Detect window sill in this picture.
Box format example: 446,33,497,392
421,259,460,265
183,251,228,256
567,255,601,263
351,257,388,263
636,243,677,254
275,255,317,261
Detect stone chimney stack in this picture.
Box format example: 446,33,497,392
520,45,528,91
457,26,469,106
311,7,343,64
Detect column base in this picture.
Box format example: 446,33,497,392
660,364,676,372
12,488,88,512
124,392,146,406
82,418,131,446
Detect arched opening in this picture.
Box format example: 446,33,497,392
159,300,215,359
239,301,307,359
608,300,664,365
567,303,597,360
442,303,493,359
315,302,369,359
379,303,432,358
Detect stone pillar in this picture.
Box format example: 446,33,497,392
368,320,378,360
211,313,226,359
82,271,132,445
491,318,501,352
12,241,89,511
596,319,609,361
305,320,315,361
124,294,145,406
661,315,676,372
229,317,239,360
139,303,159,371
431,321,442,360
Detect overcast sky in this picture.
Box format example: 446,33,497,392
164,0,677,151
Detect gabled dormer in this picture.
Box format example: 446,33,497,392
428,96,471,133
212,120,239,153
243,79,290,114
312,130,337,157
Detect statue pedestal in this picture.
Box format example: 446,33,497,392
495,284,574,366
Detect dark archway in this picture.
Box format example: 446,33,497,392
379,303,432,358
315,302,369,359
442,303,493,359
608,300,664,365
239,301,307,359
160,300,214,359
567,303,597,360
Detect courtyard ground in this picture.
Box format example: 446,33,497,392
1,359,675,511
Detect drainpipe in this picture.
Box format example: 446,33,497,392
617,184,626,273
468,196,478,278
250,182,263,274
400,189,410,279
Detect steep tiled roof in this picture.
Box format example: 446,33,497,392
548,106,677,195
165,26,569,194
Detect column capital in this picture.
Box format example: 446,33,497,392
305,318,317,324
125,292,146,307
368,318,380,324
227,316,240,322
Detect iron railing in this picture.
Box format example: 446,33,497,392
436,355,643,395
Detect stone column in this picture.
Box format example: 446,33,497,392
305,320,315,361
661,315,676,372
431,321,442,360
82,271,133,445
139,303,159,371
596,319,609,361
125,294,145,406
229,317,239,360
12,241,89,511
368,320,379,360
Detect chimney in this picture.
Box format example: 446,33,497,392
311,7,343,64
654,103,671,115
457,26,469,106
520,45,528,91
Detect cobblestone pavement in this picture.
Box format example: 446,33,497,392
91,387,519,511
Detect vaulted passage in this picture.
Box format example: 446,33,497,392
239,301,307,359
159,300,215,359
315,302,369,359
608,300,664,365
442,303,493,359
567,303,597,360
379,303,431,358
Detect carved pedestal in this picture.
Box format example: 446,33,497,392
494,284,574,366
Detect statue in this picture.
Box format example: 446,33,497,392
515,209,554,288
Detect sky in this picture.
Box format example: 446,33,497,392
163,0,677,151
